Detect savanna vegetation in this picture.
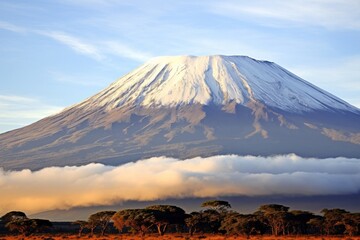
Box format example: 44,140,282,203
0,200,359,239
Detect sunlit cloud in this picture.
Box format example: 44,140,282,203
0,95,63,133
0,154,359,215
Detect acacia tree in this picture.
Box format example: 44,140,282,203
88,211,116,236
185,211,207,236
112,209,156,236
201,200,232,213
0,211,27,223
145,205,186,236
5,218,51,236
287,210,314,235
202,209,222,233
321,208,349,235
200,200,232,234
337,213,360,236
307,216,324,235
72,220,88,237
258,204,290,236
220,211,265,237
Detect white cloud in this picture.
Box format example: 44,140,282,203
0,21,26,33
0,95,63,133
104,41,153,62
0,154,359,215
49,71,107,87
40,31,105,61
208,0,360,30
41,32,153,63
1,20,152,63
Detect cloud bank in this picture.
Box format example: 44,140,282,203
1,154,359,214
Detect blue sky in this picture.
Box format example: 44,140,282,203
0,0,359,133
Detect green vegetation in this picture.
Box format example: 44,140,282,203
1,200,359,237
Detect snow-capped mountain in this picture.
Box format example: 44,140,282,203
76,55,355,112
1,55,359,170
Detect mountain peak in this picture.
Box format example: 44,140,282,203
77,55,356,113
1,55,360,170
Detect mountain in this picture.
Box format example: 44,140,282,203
1,55,359,170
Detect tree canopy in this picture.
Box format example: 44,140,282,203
201,200,232,212
0,211,27,223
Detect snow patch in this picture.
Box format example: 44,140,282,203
75,55,358,113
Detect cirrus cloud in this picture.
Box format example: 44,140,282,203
0,154,359,215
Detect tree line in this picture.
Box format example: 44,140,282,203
1,200,359,237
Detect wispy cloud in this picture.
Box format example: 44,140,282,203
49,71,107,87
104,41,153,62
40,31,105,61
56,0,120,8
0,95,63,133
208,0,360,30
0,20,152,63
0,154,359,214
0,20,26,33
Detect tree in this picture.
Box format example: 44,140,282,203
321,208,349,235
145,205,186,236
287,210,314,235
307,216,324,235
112,209,156,236
201,200,232,213
338,213,360,236
220,211,265,237
202,209,222,233
31,219,52,233
87,218,98,236
72,220,88,237
258,204,290,236
88,211,116,236
185,211,206,236
5,218,51,236
0,211,27,223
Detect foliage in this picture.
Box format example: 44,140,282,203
185,211,206,236
3,202,360,237
112,209,156,236
72,220,88,237
287,210,315,235
257,204,290,236
220,211,265,237
145,205,186,235
321,208,349,235
88,210,116,236
0,211,27,223
201,200,231,212
5,218,52,236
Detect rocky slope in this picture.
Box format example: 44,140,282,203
1,55,359,170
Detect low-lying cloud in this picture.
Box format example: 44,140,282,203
1,154,359,214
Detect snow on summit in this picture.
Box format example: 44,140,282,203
78,55,357,113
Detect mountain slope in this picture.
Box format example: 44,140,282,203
75,55,356,112
0,55,359,170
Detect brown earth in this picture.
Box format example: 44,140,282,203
0,234,359,240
